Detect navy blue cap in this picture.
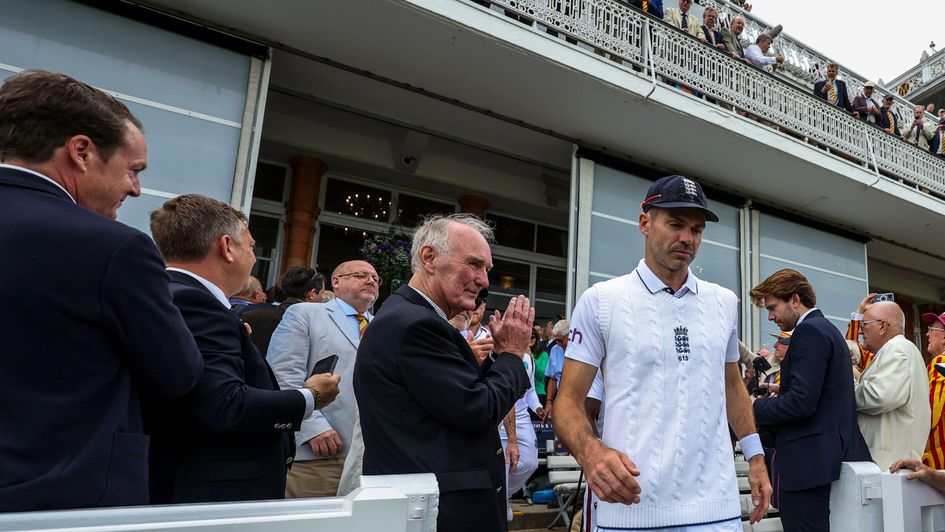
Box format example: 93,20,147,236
883,94,894,100
641,175,719,222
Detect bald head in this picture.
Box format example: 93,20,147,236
866,301,905,332
861,301,905,353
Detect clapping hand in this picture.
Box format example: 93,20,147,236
489,295,535,358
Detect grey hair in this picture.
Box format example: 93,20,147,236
552,319,570,337
410,213,494,273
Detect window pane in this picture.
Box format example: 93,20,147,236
536,225,567,258
486,213,536,251
253,162,287,202
489,259,530,296
396,194,454,228
535,301,566,325
252,259,273,289
536,267,566,302
323,179,392,222
315,224,371,276
248,214,281,260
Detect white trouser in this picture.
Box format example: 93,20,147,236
594,517,741,532
498,420,538,497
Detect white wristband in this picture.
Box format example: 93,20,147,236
739,433,764,461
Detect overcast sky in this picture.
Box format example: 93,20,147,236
747,1,945,84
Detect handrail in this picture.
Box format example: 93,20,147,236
480,0,945,196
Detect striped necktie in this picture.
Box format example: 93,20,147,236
939,131,945,154
642,0,648,12
354,313,369,337
886,110,894,134
774,372,780,385
827,83,836,104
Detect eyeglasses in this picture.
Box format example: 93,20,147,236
929,327,945,333
336,271,382,284
861,319,886,327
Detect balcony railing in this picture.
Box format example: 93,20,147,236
887,47,945,100
479,0,945,196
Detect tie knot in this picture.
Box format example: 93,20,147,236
354,313,365,320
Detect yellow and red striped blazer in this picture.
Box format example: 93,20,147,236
846,319,876,371
924,354,945,468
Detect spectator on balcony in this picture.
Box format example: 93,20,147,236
626,0,663,19
746,35,784,72
732,0,752,12
814,64,858,117
879,95,901,136
721,15,750,60
700,8,727,51
930,118,945,158
853,82,883,127
664,0,704,40
901,105,936,151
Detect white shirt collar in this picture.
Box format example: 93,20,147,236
167,267,231,309
0,163,76,203
634,259,699,297
409,286,448,322
796,307,818,326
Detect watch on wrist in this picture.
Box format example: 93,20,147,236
307,386,321,409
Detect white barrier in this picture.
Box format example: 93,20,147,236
829,461,945,532
0,474,438,532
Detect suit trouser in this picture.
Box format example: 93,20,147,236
778,484,830,532
284,457,345,498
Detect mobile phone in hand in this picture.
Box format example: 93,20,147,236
310,354,339,377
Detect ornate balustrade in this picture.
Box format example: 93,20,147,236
481,0,945,196
887,48,945,100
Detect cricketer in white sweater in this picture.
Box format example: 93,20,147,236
566,259,743,529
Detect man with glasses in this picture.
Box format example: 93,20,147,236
855,300,930,470
920,311,945,468
268,260,380,497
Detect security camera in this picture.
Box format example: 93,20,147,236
401,155,416,167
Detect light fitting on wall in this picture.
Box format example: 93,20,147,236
345,193,390,220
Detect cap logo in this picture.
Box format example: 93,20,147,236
682,178,699,200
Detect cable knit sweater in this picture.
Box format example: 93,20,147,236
567,262,741,528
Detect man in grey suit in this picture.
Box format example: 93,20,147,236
267,259,379,497
721,15,750,61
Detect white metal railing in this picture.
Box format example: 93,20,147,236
698,0,934,125
887,47,945,100
482,0,945,196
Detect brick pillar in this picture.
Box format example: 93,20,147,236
281,155,325,272
458,194,490,218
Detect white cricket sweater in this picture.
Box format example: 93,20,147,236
568,266,741,529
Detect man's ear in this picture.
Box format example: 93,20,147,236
639,212,650,237
420,244,437,273
66,135,94,172
219,234,236,263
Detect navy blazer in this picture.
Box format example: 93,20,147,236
754,309,871,491
813,79,856,114
627,0,664,19
0,166,203,511
701,26,727,50
354,286,528,532
144,271,305,504
878,107,901,136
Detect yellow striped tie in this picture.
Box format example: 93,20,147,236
886,111,894,134
939,132,945,154
642,0,648,12
827,83,836,104
774,372,780,385
354,313,369,337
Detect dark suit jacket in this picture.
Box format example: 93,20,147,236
242,297,302,357
754,309,871,491
0,166,203,511
701,26,727,51
852,95,882,125
813,79,855,113
145,271,306,504
878,106,901,136
354,286,528,532
626,0,663,19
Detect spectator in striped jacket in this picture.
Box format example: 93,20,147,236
921,311,945,468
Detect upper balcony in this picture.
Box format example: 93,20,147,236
887,46,945,112
146,0,945,260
